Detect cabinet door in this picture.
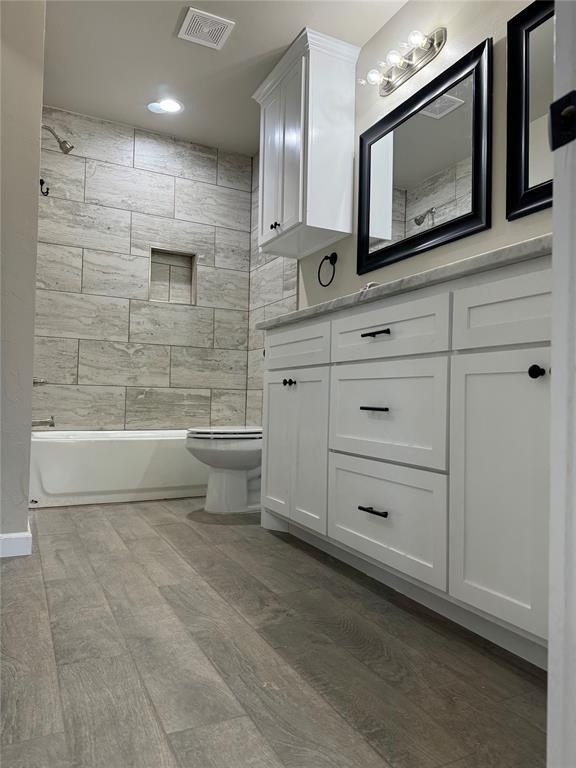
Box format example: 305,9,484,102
259,86,283,246
280,56,305,234
291,367,329,534
449,348,550,637
261,371,293,517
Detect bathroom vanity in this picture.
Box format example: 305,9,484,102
257,235,551,659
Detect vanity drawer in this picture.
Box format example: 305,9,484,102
331,294,450,363
328,453,447,589
264,319,331,370
452,269,551,349
330,357,448,470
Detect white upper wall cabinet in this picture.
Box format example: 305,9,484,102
253,29,360,259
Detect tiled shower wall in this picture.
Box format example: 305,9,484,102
246,155,298,426
34,107,252,430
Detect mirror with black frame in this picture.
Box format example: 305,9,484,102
357,39,492,276
506,0,554,221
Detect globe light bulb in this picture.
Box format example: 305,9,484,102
366,69,382,86
386,50,405,68
408,30,431,49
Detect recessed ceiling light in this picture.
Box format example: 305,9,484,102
147,98,183,114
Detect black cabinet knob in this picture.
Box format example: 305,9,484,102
528,364,547,379
270,223,274,230
288,379,296,386
270,221,280,230
283,379,288,386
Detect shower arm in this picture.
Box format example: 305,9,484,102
42,124,60,142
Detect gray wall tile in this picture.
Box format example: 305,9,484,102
250,228,264,271
175,179,251,232
149,263,169,301
134,131,217,184
210,390,246,426
196,266,249,311
248,306,265,351
249,258,284,310
217,151,252,191
82,250,150,300
125,388,210,429
169,266,192,304
40,150,85,201
264,295,297,320
215,228,250,272
36,243,82,292
42,107,134,166
85,160,174,218
247,349,264,390
131,212,214,265
214,309,248,350
283,258,297,297
35,290,129,341
129,301,213,347
34,337,78,384
78,341,170,386
171,348,247,390
38,197,131,254
246,390,263,426
33,384,125,430
251,155,259,192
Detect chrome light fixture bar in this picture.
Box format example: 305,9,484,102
359,28,447,97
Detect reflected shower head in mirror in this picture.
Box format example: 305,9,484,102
41,124,74,154
414,207,436,226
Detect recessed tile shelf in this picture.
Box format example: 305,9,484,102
149,249,196,305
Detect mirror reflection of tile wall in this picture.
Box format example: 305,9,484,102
35,107,252,430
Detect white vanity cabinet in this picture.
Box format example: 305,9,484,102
253,29,359,259
262,366,329,534
259,254,552,649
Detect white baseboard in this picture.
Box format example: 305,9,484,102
0,526,32,558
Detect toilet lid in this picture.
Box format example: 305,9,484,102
187,426,262,440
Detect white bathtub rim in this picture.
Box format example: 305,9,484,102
31,429,191,442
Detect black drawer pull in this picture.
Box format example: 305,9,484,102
361,328,391,339
360,406,390,412
358,505,389,519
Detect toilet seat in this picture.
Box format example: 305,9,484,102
187,426,262,440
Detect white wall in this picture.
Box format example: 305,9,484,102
299,0,553,307
0,0,46,534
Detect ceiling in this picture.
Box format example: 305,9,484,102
43,0,405,156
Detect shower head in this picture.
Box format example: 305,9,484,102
414,206,436,226
42,124,74,154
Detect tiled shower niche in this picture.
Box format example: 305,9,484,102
150,250,197,305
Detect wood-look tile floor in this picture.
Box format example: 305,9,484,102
1,498,547,768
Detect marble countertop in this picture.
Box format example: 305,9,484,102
256,234,552,331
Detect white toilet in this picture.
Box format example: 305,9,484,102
186,426,263,513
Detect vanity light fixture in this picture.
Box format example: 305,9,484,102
358,28,447,96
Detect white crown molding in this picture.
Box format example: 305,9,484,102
0,525,32,558
253,27,360,104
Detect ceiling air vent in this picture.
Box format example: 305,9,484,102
421,93,465,119
178,7,235,50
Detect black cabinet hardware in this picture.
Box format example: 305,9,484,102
288,379,296,386
361,328,391,339
283,379,288,386
270,221,280,230
528,365,547,379
358,505,389,519
360,406,389,412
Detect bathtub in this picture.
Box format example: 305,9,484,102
29,430,209,508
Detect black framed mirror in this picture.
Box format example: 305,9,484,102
506,1,554,221
357,39,492,276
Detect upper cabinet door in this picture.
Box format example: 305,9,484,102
259,86,283,246
449,348,550,638
279,56,305,234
